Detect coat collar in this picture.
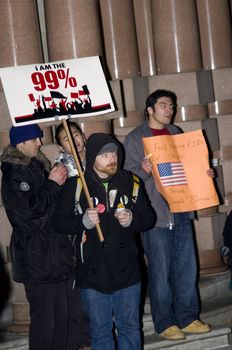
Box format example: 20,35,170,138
0,145,51,172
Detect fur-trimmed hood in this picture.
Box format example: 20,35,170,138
0,145,51,172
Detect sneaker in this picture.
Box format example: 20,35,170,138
182,320,210,334
159,325,186,340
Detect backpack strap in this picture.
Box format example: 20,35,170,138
75,174,139,207
75,177,83,214
132,174,140,204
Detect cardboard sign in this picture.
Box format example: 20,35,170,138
142,130,219,212
0,56,115,126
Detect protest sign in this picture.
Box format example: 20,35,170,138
0,56,115,126
142,129,219,212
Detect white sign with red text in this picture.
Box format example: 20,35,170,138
0,56,115,126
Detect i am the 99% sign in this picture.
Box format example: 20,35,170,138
31,63,77,91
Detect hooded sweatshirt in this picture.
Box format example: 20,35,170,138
75,133,156,293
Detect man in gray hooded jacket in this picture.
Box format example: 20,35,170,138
124,89,211,340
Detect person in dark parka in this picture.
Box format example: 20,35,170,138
221,211,232,268
0,124,72,350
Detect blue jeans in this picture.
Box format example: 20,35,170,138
142,219,199,334
81,283,141,350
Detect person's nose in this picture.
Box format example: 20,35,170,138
166,105,173,113
36,138,42,147
109,153,116,162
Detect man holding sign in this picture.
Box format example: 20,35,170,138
52,133,155,349
124,90,211,340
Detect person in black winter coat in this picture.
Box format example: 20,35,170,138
221,211,232,268
52,132,156,350
0,124,72,350
0,247,11,319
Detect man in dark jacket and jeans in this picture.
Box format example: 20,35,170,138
53,132,155,350
0,124,72,350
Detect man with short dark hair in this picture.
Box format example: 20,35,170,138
0,124,72,350
124,89,211,340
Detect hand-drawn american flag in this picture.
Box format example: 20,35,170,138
157,162,187,187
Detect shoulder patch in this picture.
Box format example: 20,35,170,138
20,182,30,191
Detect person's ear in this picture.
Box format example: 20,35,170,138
147,106,154,116
16,143,23,153
58,145,64,152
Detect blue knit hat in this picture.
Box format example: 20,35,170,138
10,124,43,147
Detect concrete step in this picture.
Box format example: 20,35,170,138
144,326,232,350
143,296,232,336
0,328,231,350
0,305,12,331
0,327,231,350
199,271,232,302
201,297,232,326
0,333,28,350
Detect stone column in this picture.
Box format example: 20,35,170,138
0,0,43,333
0,0,43,129
44,0,114,138
100,0,139,80
151,0,202,74
196,0,232,70
133,0,156,77
44,0,103,61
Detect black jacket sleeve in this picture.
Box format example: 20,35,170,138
50,176,85,236
2,164,63,234
223,211,232,249
5,170,61,219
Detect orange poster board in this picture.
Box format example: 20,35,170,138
142,129,219,212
